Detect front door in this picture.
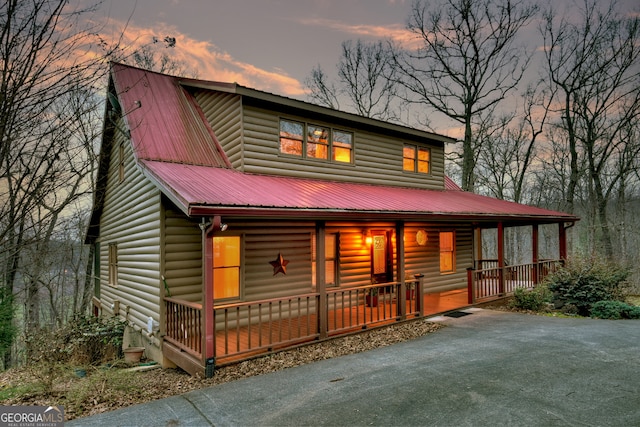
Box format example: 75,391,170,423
371,230,392,284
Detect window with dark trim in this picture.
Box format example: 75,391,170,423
108,243,118,287
213,236,241,300
332,130,353,163
307,125,329,159
279,120,304,156
403,144,431,174
312,232,338,287
280,119,353,164
439,231,455,273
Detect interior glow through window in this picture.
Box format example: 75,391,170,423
280,119,352,164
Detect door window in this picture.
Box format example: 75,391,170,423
371,231,392,283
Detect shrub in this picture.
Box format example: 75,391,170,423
64,315,127,365
26,315,127,367
24,314,127,395
627,305,640,319
510,285,551,311
545,258,631,316
591,300,640,319
0,289,16,369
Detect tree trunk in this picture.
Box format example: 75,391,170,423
80,244,95,314
462,115,475,192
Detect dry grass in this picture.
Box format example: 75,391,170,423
627,295,640,306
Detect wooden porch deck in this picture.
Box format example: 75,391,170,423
214,289,470,365
165,261,560,376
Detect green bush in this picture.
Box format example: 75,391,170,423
545,258,631,316
0,289,16,369
510,285,551,311
591,300,640,319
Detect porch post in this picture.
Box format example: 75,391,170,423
559,222,567,261
396,221,406,320
474,227,482,269
497,222,505,296
316,221,327,339
467,268,474,304
415,274,425,316
532,224,539,285
201,218,215,377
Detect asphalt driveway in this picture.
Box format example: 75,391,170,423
68,309,640,426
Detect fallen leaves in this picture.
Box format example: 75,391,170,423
1,318,444,421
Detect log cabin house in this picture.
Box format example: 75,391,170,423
86,63,578,377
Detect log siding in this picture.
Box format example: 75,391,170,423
98,120,162,332
193,90,445,189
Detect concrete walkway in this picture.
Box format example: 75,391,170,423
68,309,640,426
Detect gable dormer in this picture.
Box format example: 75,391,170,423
185,83,453,191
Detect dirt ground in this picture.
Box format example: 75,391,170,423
0,318,445,421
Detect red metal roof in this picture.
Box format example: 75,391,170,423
140,160,577,223
106,63,577,225
110,63,229,167
444,176,462,191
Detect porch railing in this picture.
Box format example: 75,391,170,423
468,259,564,303
213,293,320,360
326,280,420,334
164,297,203,359
163,279,422,364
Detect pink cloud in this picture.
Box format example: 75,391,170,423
96,20,307,97
298,18,418,47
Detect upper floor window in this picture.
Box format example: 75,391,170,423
280,119,352,164
280,120,304,156
403,144,430,174
332,130,353,163
307,125,329,159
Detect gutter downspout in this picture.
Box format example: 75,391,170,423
199,216,219,378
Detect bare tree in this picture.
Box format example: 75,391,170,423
128,35,196,77
392,0,539,192
306,65,340,110
475,84,553,204
532,127,576,211
306,40,401,121
0,0,116,367
541,0,640,258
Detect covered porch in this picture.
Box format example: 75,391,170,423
162,256,560,376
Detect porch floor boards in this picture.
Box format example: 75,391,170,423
214,289,469,365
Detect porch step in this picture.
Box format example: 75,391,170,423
163,340,204,377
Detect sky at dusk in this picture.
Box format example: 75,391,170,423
90,0,638,137
95,0,414,97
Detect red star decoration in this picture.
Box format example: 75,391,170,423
269,252,289,275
